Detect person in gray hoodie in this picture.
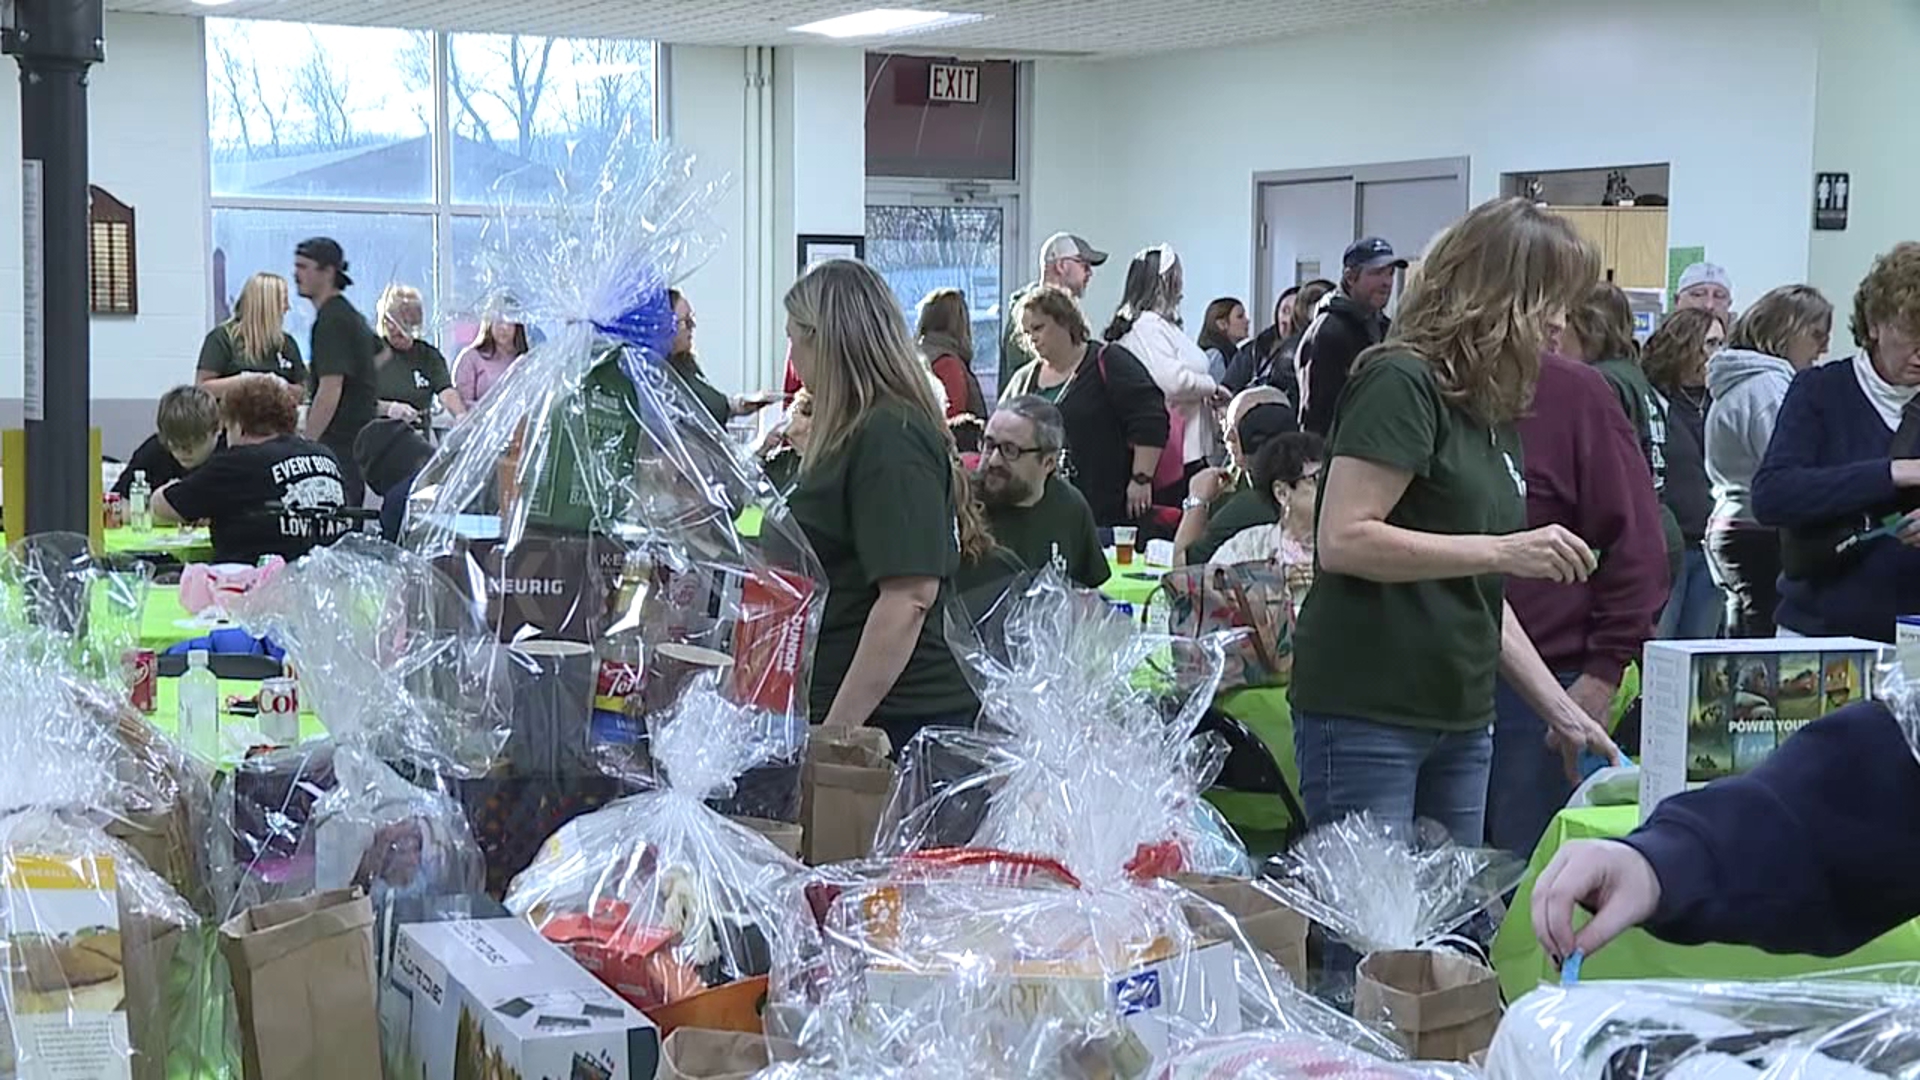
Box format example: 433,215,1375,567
1704,285,1834,636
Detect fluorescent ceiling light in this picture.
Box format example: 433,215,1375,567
790,8,985,39
190,0,239,6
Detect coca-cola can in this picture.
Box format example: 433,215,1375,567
122,648,156,714
259,675,299,744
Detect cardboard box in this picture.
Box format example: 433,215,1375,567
385,917,659,1080
1171,874,1308,989
1640,637,1886,818
0,852,130,1080
863,938,1240,1063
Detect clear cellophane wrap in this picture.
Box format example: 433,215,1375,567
0,611,235,1080
762,571,1408,1077
212,535,509,919
1490,966,1920,1078
503,680,806,1030
397,132,824,823
0,531,151,689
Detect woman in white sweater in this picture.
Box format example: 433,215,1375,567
1104,245,1230,493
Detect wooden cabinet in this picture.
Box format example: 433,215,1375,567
1548,206,1669,290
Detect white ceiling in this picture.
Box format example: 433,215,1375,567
107,0,1494,58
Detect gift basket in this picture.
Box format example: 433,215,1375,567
1263,813,1527,1062
761,571,1409,1078
1488,967,1920,1078
503,679,808,1036
0,531,151,689
214,534,510,919
0,611,235,1080
400,131,825,890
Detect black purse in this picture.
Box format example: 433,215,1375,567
1779,398,1920,582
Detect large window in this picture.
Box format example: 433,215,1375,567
207,19,659,357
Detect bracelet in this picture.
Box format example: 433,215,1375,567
1181,496,1207,513
1129,473,1153,486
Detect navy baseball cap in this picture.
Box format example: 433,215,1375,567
1343,237,1407,271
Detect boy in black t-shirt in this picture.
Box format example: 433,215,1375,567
153,374,349,564
113,385,221,497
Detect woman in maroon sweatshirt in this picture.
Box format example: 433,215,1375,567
1488,352,1672,858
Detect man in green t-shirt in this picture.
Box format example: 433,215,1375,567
976,396,1109,589
293,236,379,505
998,232,1106,395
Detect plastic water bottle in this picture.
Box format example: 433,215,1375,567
127,470,151,533
178,648,219,756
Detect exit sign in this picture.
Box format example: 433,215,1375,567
928,63,979,104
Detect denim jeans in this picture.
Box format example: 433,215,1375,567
1291,710,1494,847
1488,672,1581,860
1657,545,1725,640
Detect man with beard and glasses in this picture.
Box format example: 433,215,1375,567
977,395,1109,589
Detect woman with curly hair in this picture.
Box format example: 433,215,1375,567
1751,247,1920,642
1640,308,1727,639
1289,197,1619,845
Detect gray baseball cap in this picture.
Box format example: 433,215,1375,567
1040,232,1108,267
1677,262,1732,294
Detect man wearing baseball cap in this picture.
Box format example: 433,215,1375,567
293,236,380,505
1675,262,1734,322
1295,236,1406,436
998,231,1108,393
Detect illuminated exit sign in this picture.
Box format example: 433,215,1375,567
928,63,979,104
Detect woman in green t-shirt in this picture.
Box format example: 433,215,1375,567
198,272,306,396
1289,197,1620,846
783,259,995,754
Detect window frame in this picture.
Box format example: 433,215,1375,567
205,24,665,337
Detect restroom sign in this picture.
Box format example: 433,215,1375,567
1814,172,1850,231
929,63,979,104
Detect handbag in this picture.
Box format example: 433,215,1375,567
1148,559,1294,692
1780,398,1920,582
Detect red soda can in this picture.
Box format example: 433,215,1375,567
122,648,156,714
259,675,299,744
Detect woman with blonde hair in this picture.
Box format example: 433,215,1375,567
373,283,464,430
785,259,993,751
452,308,529,408
1705,284,1834,635
1290,196,1619,845
198,272,306,395
915,288,987,422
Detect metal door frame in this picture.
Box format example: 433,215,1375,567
1249,156,1470,325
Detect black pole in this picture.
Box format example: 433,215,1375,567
5,0,103,539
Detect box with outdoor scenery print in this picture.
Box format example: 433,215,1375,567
1639,637,1886,820
384,917,660,1080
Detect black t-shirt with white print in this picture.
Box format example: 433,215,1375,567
163,435,350,564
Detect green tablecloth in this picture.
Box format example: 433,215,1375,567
147,676,325,766
1491,803,1920,998
138,586,203,652
105,525,213,560
1100,553,1164,608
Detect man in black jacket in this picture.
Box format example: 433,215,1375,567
1296,237,1405,436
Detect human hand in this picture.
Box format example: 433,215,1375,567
1126,480,1153,518
1188,467,1230,505
735,391,779,415
385,401,419,424
1209,386,1232,408
1531,839,1662,966
1893,460,1920,489
1497,525,1597,583
1898,509,1920,548
1546,688,1622,783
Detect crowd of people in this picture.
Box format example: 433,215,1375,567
120,204,1920,944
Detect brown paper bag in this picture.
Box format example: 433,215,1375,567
659,1028,796,1080
729,815,804,859
1353,949,1501,1062
218,888,381,1080
1172,873,1309,989
800,728,893,865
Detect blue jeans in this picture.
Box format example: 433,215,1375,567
1488,672,1580,860
1658,545,1725,640
1291,711,1493,847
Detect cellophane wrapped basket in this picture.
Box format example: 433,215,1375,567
214,535,510,919
0,595,235,1080
398,131,825,889
1490,967,1920,1078
504,680,807,1035
762,571,1407,1077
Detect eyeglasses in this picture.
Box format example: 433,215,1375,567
981,436,1046,463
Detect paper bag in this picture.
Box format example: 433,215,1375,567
799,728,892,865
1353,949,1501,1062
660,1027,792,1080
1173,873,1308,989
218,888,381,1080
729,814,803,859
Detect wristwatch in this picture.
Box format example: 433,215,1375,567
1129,473,1153,486
1181,496,1208,513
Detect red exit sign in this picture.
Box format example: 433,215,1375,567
928,63,979,104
